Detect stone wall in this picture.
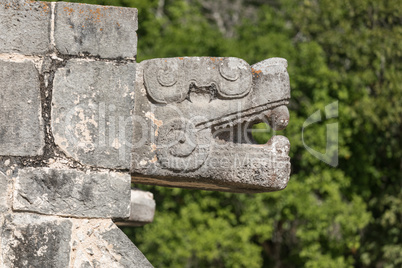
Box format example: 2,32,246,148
0,0,292,266
0,1,153,267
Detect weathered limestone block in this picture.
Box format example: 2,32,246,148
0,60,44,156
52,60,135,169
54,2,138,59
0,172,10,213
0,213,72,268
116,189,156,227
70,219,153,267
132,57,291,193
0,0,51,55
13,168,131,219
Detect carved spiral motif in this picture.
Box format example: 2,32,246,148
157,66,178,87
217,58,252,98
144,58,187,104
143,57,253,104
219,60,240,81
156,119,210,171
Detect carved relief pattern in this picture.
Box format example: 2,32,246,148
156,119,211,171
133,56,291,192
143,57,253,104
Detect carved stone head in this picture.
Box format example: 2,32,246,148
131,57,291,193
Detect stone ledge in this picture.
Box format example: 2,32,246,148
13,168,131,219
115,189,156,227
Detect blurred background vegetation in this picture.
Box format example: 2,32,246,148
48,0,402,267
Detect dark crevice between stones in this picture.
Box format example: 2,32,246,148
52,48,137,65
40,56,66,159
1,57,71,173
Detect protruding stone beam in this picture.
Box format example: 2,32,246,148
131,57,291,193
115,189,156,227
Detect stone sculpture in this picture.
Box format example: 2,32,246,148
132,57,291,193
0,0,291,267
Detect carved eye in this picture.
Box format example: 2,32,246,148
144,58,187,104
157,67,177,87
217,58,252,98
219,59,240,81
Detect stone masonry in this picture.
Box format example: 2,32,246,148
0,0,291,267
0,1,152,267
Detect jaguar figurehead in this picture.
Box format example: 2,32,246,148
131,57,291,193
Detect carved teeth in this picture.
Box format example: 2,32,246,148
208,101,289,130
213,111,267,130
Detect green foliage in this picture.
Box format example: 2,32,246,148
45,0,401,267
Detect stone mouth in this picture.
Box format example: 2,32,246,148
196,99,289,130
209,102,290,146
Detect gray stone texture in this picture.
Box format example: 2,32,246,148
52,60,135,169
0,172,9,213
13,168,131,219
54,2,138,59
132,57,291,193
69,219,153,267
116,189,156,227
0,60,44,156
0,213,72,268
100,226,153,267
0,0,51,55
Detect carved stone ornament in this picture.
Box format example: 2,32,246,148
131,57,291,193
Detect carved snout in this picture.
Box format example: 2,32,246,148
269,105,290,131
133,56,292,193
